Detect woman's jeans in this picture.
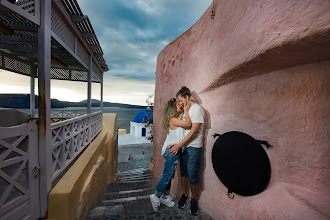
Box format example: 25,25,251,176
155,147,180,197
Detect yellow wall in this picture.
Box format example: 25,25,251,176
47,113,118,220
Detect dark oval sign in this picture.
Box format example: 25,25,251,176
212,131,271,196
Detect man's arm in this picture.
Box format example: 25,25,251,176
168,122,201,155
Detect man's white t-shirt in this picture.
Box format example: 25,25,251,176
184,103,204,148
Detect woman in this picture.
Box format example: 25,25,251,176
150,98,191,212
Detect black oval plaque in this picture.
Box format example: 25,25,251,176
212,131,271,196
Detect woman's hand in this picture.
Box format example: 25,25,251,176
183,100,191,113
167,144,180,156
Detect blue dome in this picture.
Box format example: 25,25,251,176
132,107,153,123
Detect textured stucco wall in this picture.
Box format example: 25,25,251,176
153,0,330,219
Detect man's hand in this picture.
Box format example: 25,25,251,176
167,144,181,156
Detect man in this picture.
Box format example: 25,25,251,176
168,86,204,216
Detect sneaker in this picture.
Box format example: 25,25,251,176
150,194,160,212
177,194,188,209
160,195,175,207
190,199,199,216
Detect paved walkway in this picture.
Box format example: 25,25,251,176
83,144,214,220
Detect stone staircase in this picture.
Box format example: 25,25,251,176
100,168,154,206
84,167,214,219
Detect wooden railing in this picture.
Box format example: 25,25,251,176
0,119,40,219
50,111,102,181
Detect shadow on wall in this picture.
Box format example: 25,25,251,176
191,91,212,200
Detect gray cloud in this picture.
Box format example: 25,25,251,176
79,0,212,84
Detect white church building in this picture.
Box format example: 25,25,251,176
118,107,153,145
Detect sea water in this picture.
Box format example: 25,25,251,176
17,106,144,133
102,107,144,133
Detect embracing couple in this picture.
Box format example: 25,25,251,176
150,86,204,216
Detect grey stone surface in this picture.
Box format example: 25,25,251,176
84,144,214,220
104,205,125,217
118,143,153,163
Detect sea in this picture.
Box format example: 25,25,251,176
18,107,145,133
102,107,144,133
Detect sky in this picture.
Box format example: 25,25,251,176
0,0,212,106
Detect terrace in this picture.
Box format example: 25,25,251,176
0,0,114,219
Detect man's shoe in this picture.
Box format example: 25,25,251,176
177,194,188,209
150,194,160,212
190,199,199,215
160,195,175,207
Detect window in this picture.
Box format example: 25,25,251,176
142,128,146,137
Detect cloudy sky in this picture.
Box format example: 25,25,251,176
0,0,212,106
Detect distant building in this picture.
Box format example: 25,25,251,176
130,107,153,142
119,107,153,145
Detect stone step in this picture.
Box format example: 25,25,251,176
105,180,153,193
119,173,153,179
118,175,153,182
119,167,148,174
101,194,150,205
100,187,154,200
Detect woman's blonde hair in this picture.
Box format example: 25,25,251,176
162,98,177,132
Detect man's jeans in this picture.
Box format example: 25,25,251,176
155,147,180,196
180,147,201,185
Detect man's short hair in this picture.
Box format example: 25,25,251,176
176,86,191,98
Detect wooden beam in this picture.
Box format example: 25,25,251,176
51,56,68,68
0,35,37,43
0,0,40,25
71,14,87,22
0,22,13,35
0,43,68,55
89,45,100,50
82,32,95,38
6,22,38,32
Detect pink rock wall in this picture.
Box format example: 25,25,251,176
153,0,330,219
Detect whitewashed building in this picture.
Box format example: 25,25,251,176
119,107,153,145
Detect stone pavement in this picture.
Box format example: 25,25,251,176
83,143,214,220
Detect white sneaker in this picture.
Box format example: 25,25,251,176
160,195,175,207
150,194,160,212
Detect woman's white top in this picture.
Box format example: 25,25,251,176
161,127,184,155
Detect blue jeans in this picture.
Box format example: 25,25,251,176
180,147,201,185
155,147,180,196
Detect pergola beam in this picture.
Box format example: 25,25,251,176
0,22,14,35
89,45,100,50
4,22,38,32
51,56,68,68
0,0,40,25
71,14,87,22
0,35,38,43
0,43,68,54
82,32,95,38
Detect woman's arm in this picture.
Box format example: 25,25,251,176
171,111,191,129
168,122,201,155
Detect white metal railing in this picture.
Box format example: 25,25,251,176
50,111,102,182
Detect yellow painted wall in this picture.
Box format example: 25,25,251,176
118,128,126,135
47,113,118,220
